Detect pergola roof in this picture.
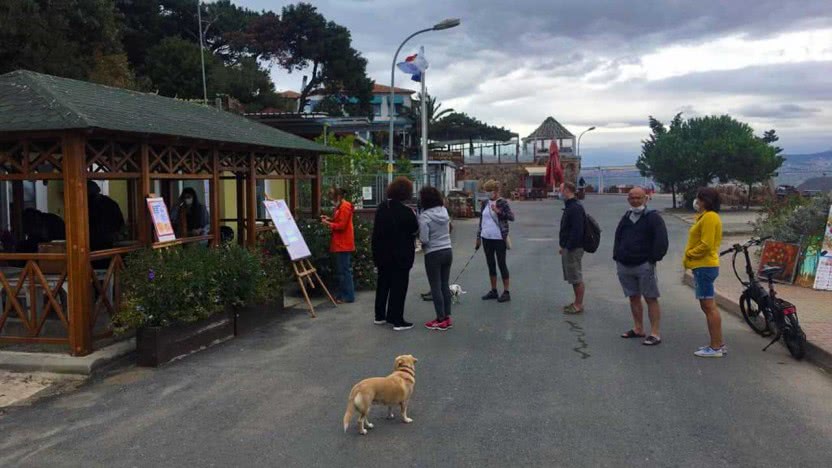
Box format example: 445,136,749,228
0,70,335,153
525,117,575,140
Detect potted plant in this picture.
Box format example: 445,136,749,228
116,247,233,367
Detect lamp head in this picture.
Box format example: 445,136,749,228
588,126,596,131
433,18,461,30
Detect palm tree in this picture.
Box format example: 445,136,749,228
407,93,454,126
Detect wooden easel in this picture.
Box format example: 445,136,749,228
262,194,336,318
291,257,337,318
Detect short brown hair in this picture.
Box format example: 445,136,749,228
386,176,413,201
419,186,444,210
696,187,721,212
562,181,577,194
328,186,347,198
482,180,499,192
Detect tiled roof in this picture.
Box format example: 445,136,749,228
525,117,575,140
372,84,416,95
278,90,301,99
0,70,335,153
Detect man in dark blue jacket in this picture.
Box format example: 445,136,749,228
613,187,669,346
559,182,585,314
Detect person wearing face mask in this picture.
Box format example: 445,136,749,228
171,187,210,238
476,179,514,302
613,187,669,345
321,187,355,304
685,187,725,358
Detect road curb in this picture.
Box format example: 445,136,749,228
0,339,135,375
682,271,832,372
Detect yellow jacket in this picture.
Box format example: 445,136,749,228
683,211,723,270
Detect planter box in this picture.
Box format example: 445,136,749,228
136,309,234,367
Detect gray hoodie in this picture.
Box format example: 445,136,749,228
418,206,452,254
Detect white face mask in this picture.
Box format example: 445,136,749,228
692,199,700,212
184,197,193,206
631,204,646,213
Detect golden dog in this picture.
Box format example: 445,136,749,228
342,355,418,435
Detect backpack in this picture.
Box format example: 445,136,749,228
582,211,601,253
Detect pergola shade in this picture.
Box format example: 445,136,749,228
0,70,332,355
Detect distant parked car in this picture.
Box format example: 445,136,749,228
775,185,799,198
801,190,822,198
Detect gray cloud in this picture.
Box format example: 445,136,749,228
736,103,822,119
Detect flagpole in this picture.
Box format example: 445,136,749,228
420,47,429,188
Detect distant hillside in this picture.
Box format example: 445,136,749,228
782,150,832,167
778,150,832,185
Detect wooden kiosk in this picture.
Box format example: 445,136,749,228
0,71,334,355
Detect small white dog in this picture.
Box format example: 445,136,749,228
449,284,466,304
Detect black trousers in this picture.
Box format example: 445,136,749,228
482,238,509,279
375,266,411,325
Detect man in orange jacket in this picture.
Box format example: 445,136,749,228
321,187,355,303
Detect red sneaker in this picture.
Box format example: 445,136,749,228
424,319,440,330
436,318,452,331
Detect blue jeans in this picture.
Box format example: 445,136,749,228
335,252,355,302
693,267,719,300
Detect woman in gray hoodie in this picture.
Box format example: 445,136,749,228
418,186,454,331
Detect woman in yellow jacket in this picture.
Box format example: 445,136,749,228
684,187,725,358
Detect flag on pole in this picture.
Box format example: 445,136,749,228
544,140,564,187
397,50,429,82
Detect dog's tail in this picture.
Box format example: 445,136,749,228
343,388,358,433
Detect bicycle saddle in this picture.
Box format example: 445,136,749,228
760,265,783,277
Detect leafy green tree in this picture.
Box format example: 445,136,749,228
637,114,689,208
0,0,124,79
431,112,514,143
407,93,454,125
256,3,374,117
144,37,210,98
394,157,414,176
724,135,784,209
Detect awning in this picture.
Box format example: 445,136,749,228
524,166,546,176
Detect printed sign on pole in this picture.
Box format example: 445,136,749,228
264,199,312,261
362,186,373,200
146,197,176,243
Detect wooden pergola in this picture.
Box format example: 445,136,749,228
0,71,334,355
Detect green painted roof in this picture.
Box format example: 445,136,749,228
0,70,336,153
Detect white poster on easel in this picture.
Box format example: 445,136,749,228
264,199,311,261
146,197,176,243
813,204,832,290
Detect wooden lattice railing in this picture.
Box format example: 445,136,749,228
0,253,69,344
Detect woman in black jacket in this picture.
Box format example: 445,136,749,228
372,176,419,331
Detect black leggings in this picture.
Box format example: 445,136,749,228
482,238,509,279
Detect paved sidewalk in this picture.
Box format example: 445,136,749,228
682,235,832,370
665,208,759,235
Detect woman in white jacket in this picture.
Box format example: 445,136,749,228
418,186,453,331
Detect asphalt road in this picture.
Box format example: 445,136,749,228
2,195,831,467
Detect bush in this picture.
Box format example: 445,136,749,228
115,245,287,332
752,193,832,246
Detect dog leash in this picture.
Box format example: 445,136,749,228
452,250,478,285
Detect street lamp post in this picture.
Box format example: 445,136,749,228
388,18,461,185
576,126,596,158
197,2,208,105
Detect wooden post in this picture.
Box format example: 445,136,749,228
137,142,151,245
289,155,299,214
210,148,220,247
62,132,92,356
246,152,257,248
311,154,321,217
235,173,244,246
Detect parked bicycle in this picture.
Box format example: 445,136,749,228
720,237,807,360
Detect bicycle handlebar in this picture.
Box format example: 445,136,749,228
719,236,772,257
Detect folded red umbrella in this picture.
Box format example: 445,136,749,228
544,140,564,187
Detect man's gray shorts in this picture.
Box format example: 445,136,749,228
562,248,584,284
616,262,660,298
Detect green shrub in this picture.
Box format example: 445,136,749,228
116,247,222,332
752,193,832,247
115,244,289,332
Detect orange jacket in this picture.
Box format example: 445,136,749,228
328,200,355,252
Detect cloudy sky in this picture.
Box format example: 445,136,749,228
236,0,832,165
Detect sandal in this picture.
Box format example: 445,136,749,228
621,329,646,339
563,304,584,315
643,336,662,346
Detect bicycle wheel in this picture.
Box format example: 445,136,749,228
783,315,807,360
740,292,769,335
